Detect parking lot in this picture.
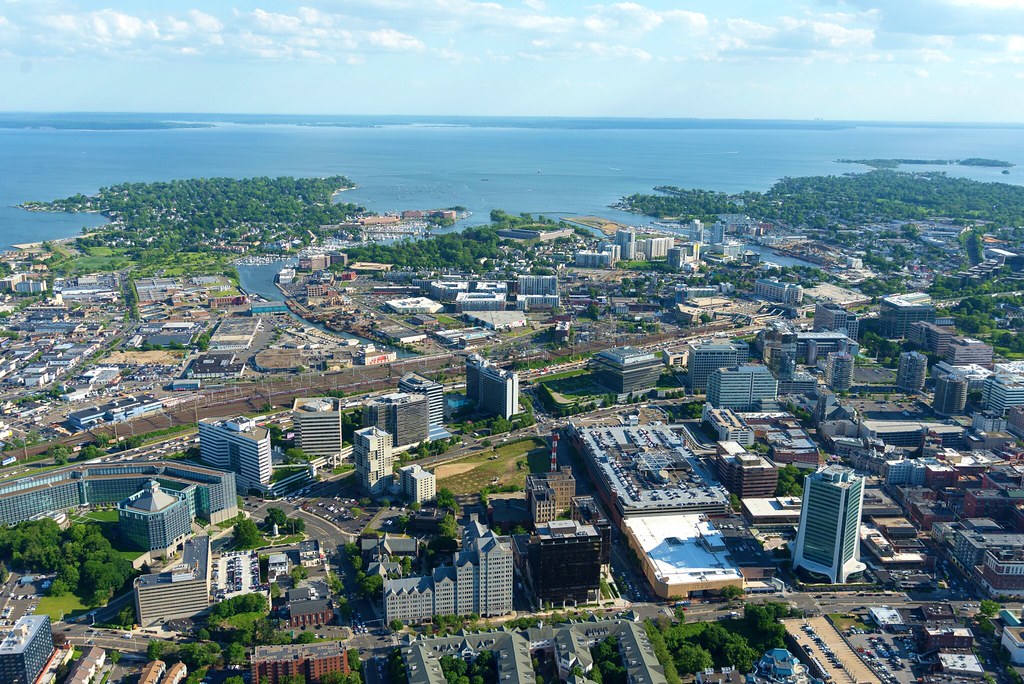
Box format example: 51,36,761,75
843,628,920,684
0,574,49,626
213,550,264,601
783,617,881,684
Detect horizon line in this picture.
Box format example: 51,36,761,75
1,111,1024,127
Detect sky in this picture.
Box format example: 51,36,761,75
2,0,1024,121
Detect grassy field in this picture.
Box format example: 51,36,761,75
37,593,90,621
829,613,871,632
436,437,549,495
541,373,605,405
71,509,120,523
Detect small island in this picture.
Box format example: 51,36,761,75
837,157,1014,169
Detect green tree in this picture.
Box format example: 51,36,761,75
48,444,71,465
225,642,247,665
439,513,458,540
147,640,165,661
436,488,457,510
390,619,405,632
233,518,262,549
721,585,744,600
979,600,1001,618
291,565,309,583
265,507,288,529
295,631,318,644
109,651,122,665
674,643,713,675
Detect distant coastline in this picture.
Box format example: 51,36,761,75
837,157,1014,170
5,112,1024,132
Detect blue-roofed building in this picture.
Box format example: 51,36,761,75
753,648,815,684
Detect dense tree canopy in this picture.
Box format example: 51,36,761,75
345,226,509,272
619,170,1024,228
0,519,135,606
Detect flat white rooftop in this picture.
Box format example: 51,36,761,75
623,513,742,585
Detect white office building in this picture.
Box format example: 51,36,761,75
354,426,394,496
198,417,272,492
706,364,778,411
292,397,345,459
793,465,865,584
983,374,1024,415
687,341,749,392
399,464,436,504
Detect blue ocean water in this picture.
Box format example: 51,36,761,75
3,116,1024,249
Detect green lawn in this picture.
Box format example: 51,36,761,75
829,613,871,632
72,509,120,523
542,374,603,398
84,246,114,257
223,611,266,630
536,369,589,383
37,593,90,621
437,438,548,496
434,315,462,327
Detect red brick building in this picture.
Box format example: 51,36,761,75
252,642,350,684
284,598,334,629
922,626,974,651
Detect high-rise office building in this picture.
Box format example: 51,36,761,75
687,341,749,392
466,354,485,403
363,393,430,450
762,320,798,382
934,373,969,417
614,229,636,261
117,481,193,557
354,427,394,496
825,352,855,392
0,616,54,684
198,416,272,492
525,520,603,604
715,441,778,498
465,356,520,419
397,373,444,427
793,465,865,584
570,496,612,566
398,464,436,503
945,337,994,368
706,364,778,411
591,347,662,394
896,351,928,393
814,302,860,339
909,321,955,356
983,374,1024,415
878,293,936,339
134,536,211,626
292,397,345,459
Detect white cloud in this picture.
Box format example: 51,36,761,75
573,41,651,61
367,28,425,51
